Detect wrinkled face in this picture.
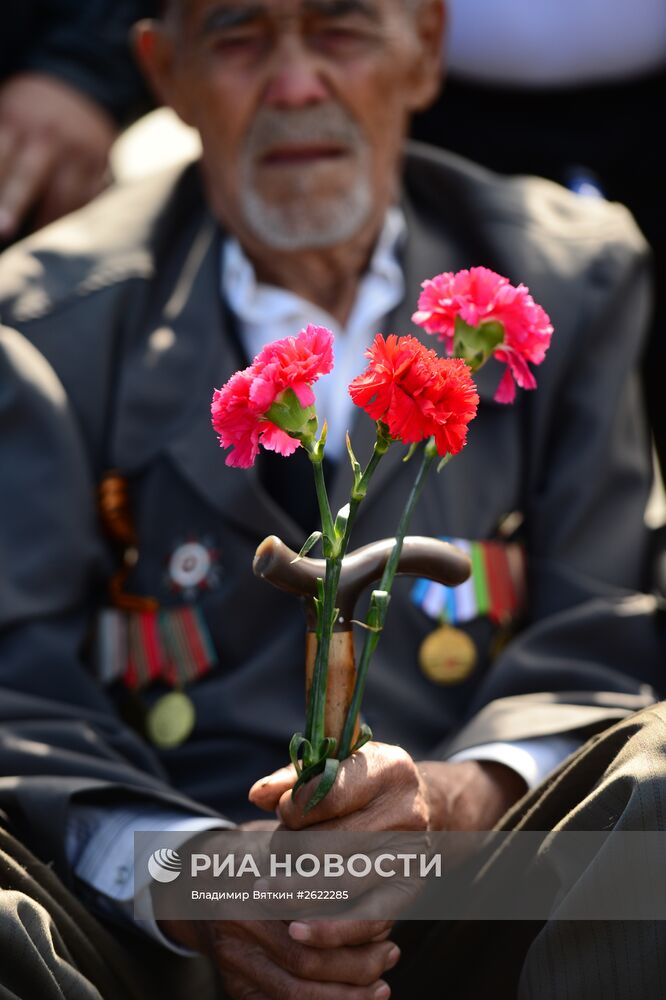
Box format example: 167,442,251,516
147,0,441,250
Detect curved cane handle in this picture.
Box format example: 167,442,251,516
253,535,471,746
253,534,471,629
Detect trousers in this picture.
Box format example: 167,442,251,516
3,703,666,1000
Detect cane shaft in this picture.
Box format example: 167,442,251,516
305,632,360,748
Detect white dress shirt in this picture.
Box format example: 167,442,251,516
222,206,407,460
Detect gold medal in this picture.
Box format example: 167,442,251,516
419,625,477,684
146,691,196,748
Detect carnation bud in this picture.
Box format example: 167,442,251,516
266,388,318,443
453,317,505,371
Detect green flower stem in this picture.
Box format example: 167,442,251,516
311,457,335,545
305,429,390,754
304,456,338,749
339,436,439,758
340,434,389,553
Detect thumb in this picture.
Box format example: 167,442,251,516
248,764,297,812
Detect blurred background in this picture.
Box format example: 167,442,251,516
1,0,664,516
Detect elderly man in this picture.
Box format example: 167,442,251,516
0,0,664,997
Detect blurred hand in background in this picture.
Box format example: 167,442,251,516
0,0,157,243
0,72,116,240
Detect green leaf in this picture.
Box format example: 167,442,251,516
346,432,362,484
291,531,322,563
304,757,340,813
351,723,373,754
322,535,335,559
367,589,390,631
307,420,327,463
402,442,419,463
289,733,312,776
317,736,337,759
350,618,383,633
333,503,350,541
436,453,453,473
291,757,327,798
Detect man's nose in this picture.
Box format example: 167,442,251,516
263,43,330,108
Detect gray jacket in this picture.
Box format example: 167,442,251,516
0,144,660,880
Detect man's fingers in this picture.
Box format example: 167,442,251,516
237,919,398,986
0,128,18,238
249,764,298,811
0,127,16,183
288,920,394,948
0,136,55,239
278,743,426,831
35,160,107,230
225,953,391,1000
214,920,396,995
260,932,399,986
223,972,267,1000
280,942,396,988
277,747,377,828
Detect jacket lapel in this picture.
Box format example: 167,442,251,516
113,195,306,549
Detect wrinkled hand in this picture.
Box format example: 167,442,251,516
160,916,398,1000
249,741,526,832
0,73,116,240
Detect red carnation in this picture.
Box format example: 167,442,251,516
412,266,553,404
349,334,479,457
211,325,334,468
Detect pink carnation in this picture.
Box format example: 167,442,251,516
250,324,334,411
211,325,334,468
412,266,553,404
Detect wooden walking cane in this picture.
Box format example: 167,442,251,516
253,535,471,747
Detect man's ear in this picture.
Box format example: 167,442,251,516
405,0,446,113
132,19,196,126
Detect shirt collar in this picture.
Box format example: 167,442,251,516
221,206,407,333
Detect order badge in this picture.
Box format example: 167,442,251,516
169,542,212,590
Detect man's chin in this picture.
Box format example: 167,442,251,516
246,215,368,252
240,188,374,252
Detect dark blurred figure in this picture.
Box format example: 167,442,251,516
0,0,158,245
412,1,666,469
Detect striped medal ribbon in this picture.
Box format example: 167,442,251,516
94,605,218,747
412,538,526,685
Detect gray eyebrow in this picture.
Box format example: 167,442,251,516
302,0,380,19
200,0,379,34
200,4,266,34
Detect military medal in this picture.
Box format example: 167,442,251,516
419,624,477,684
169,542,212,589
411,536,527,683
94,603,218,746
146,691,196,748
96,476,220,748
166,536,221,601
